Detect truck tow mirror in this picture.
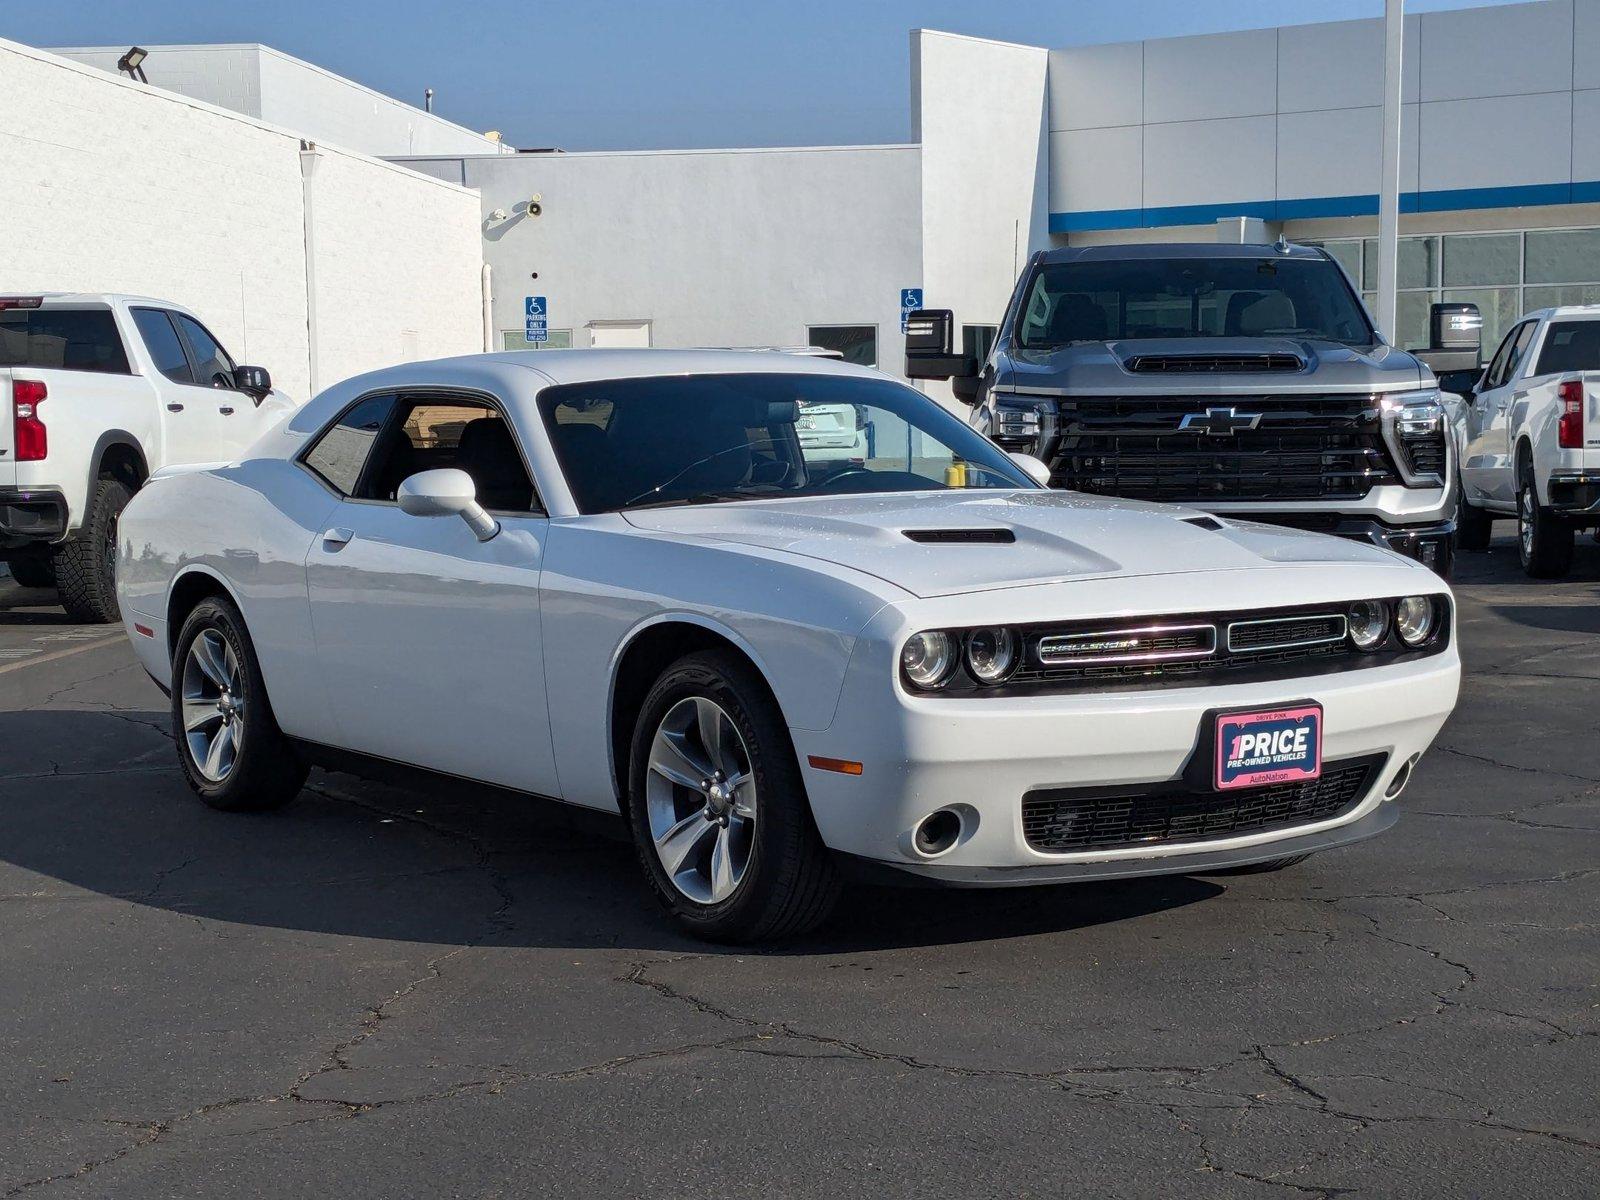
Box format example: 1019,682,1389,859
905,308,978,382
1429,302,1481,357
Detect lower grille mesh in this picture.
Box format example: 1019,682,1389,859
1021,756,1384,854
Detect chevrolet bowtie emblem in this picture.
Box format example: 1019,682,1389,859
1179,407,1263,435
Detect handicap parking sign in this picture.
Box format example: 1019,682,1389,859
900,287,923,332
524,295,548,343
525,296,546,318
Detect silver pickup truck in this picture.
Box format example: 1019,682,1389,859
906,242,1457,575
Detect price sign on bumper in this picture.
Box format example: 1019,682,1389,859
1214,704,1323,790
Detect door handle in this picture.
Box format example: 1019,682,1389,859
166,402,184,412
219,405,235,415
321,527,354,548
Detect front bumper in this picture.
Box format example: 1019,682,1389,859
0,488,68,548
796,638,1459,882
1245,514,1456,575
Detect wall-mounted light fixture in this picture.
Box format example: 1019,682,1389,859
116,46,149,82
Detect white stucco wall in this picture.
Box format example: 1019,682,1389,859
1,38,486,399
911,29,1049,405
51,44,507,158
401,145,921,368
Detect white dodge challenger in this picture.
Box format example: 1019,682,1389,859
116,350,1461,941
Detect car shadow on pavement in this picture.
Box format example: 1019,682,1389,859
0,708,1223,955
0,586,78,625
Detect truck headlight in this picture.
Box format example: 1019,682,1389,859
991,395,1053,457
901,631,956,689
1380,388,1448,486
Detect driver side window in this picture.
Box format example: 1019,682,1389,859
357,395,540,514
1484,323,1522,390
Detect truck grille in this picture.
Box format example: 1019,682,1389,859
1045,393,1397,503
1021,755,1384,853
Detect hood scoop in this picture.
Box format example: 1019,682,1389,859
902,527,1016,544
1126,353,1305,374
1181,515,1226,531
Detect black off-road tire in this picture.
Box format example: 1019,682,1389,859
626,650,841,943
55,477,131,623
1455,495,1493,552
1518,473,1573,579
172,596,308,812
6,557,56,589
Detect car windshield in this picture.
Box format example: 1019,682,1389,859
1016,256,1375,348
539,371,1035,513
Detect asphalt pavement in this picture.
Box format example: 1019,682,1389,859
0,538,1596,1198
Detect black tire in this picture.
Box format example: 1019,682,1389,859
6,557,56,589
626,649,840,943
1517,472,1573,579
1455,495,1493,552
1206,854,1311,876
171,596,307,812
55,477,131,623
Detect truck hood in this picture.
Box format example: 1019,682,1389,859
622,490,1410,598
1004,337,1427,394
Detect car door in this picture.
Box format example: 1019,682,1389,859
1463,320,1533,506
302,391,560,797
170,312,263,459
129,307,230,467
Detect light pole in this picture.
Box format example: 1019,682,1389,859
1376,0,1404,343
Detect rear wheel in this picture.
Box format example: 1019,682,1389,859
1455,495,1493,552
55,477,131,623
1518,473,1573,578
172,596,307,812
6,557,56,589
626,650,840,943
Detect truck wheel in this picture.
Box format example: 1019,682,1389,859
1455,497,1493,552
6,557,56,589
172,596,308,811
1518,476,1573,579
626,650,841,943
55,478,132,623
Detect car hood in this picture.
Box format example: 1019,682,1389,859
621,490,1408,598
1003,337,1426,394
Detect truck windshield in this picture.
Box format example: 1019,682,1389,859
539,372,1034,513
0,307,130,374
1534,321,1600,374
1016,257,1375,348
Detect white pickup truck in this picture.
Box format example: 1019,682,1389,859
1455,305,1600,576
1,294,294,620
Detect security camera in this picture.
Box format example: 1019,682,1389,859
525,193,542,217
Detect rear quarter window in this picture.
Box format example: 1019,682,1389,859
0,308,130,374
1535,321,1600,375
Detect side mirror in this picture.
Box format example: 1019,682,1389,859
1428,302,1481,359
397,468,499,541
232,365,272,404
1008,452,1052,487
905,309,979,382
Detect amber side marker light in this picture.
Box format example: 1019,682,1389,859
807,755,863,776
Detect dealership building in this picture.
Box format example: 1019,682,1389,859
19,0,1600,401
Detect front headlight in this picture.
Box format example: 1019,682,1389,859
1348,600,1389,650
990,394,1055,456
901,631,956,689
1386,388,1445,436
965,627,1018,684
1395,595,1436,646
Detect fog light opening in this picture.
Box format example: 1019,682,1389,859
1385,755,1419,800
913,809,963,858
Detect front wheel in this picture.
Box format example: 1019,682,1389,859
627,650,840,943
172,596,308,811
1518,476,1573,578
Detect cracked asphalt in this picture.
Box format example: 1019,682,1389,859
1,539,1597,1199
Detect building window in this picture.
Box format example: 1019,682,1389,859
502,329,573,350
806,324,877,367
1308,226,1600,356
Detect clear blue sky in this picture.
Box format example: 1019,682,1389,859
2,0,1502,150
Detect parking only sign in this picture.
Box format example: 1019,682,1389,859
524,295,548,344
899,287,923,333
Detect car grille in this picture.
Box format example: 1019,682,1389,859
1045,393,1397,503
1021,755,1384,854
1226,613,1346,652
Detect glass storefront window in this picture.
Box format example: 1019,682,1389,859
1525,230,1600,285
1317,240,1362,287
1524,284,1600,309
1363,236,1439,290
1442,234,1520,287
502,329,574,350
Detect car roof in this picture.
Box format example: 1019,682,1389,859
431,347,875,387
2,292,198,308
1035,242,1327,265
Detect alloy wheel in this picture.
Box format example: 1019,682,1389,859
181,629,245,782
645,695,757,904
1519,484,1535,562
